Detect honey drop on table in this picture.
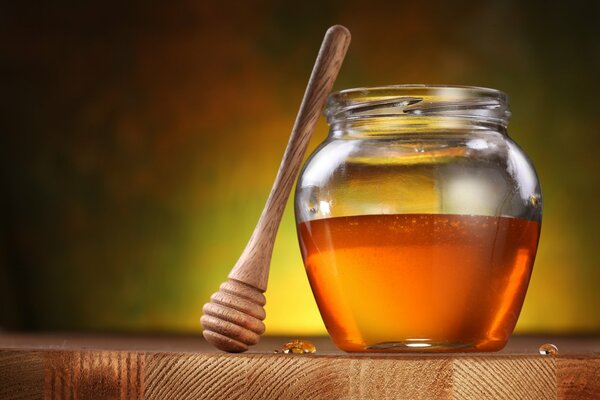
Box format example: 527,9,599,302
539,343,559,355
279,339,317,354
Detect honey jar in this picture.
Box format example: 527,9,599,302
295,85,542,352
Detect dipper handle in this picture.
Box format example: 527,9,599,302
229,25,350,290
201,25,351,352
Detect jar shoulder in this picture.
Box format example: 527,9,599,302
299,134,539,186
296,133,541,222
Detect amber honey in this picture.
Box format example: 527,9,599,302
297,213,541,352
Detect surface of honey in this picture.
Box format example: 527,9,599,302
297,213,541,352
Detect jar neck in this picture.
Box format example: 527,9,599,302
326,85,510,138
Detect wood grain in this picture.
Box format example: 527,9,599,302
557,357,600,399
43,351,144,399
0,335,598,400
452,356,556,399
0,351,44,400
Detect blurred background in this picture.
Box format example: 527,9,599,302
0,1,598,335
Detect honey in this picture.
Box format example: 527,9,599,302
538,343,558,355
277,339,317,354
297,213,541,352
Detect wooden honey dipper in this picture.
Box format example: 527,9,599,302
201,25,351,352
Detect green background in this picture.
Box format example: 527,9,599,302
0,0,598,334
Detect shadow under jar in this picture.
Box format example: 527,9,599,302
295,85,542,352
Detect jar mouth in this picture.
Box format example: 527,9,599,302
326,84,510,130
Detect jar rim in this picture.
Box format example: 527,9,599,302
329,84,508,101
326,84,510,130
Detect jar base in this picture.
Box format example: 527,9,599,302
337,338,507,353
368,340,474,352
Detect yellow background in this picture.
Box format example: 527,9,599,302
0,1,598,334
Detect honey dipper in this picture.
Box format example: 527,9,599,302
201,25,351,352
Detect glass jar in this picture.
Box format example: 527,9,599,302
295,85,542,352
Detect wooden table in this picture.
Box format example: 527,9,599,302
0,334,598,399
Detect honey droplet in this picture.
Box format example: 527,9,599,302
280,339,316,354
539,343,558,355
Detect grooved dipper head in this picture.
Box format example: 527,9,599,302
200,279,266,352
